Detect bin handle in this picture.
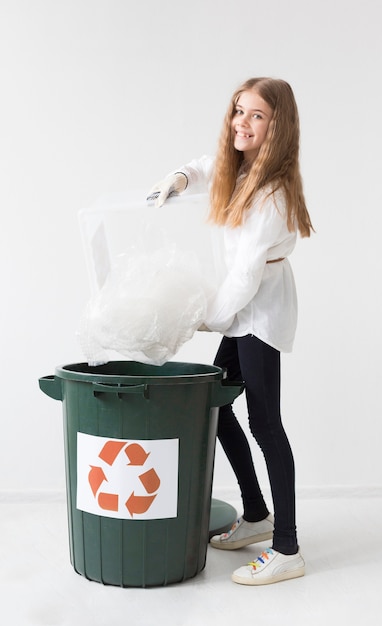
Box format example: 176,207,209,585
210,379,244,407
39,376,63,401
92,382,150,399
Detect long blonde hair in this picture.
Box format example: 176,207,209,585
209,77,313,237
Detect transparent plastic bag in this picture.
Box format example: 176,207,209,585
78,243,211,366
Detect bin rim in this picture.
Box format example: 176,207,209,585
54,361,225,385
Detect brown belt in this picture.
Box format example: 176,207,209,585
267,257,285,264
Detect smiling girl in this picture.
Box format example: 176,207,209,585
149,77,314,585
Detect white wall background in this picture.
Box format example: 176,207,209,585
1,0,381,500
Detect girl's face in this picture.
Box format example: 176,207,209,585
231,90,273,162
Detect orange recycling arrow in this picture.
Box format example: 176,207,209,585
88,466,107,496
139,468,161,494
125,443,150,466
99,440,126,465
98,492,119,511
125,492,156,516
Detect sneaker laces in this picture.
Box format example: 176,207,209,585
248,547,275,570
221,518,241,539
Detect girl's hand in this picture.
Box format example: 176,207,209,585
147,172,188,208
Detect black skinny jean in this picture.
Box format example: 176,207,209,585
214,334,298,555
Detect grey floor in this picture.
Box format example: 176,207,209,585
1,494,381,626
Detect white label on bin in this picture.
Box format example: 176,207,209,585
76,433,179,520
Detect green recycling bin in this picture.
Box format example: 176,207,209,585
39,361,243,587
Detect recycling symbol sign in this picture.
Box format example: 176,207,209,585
76,433,179,520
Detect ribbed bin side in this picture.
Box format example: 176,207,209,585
61,374,219,587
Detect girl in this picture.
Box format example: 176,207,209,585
148,77,313,585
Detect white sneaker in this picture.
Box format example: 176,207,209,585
232,547,305,585
210,514,274,550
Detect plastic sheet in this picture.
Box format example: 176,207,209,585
78,244,211,366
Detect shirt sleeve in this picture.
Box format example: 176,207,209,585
204,191,288,332
172,155,215,190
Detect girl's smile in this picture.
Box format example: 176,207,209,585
232,90,273,162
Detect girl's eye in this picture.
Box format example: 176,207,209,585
234,109,262,119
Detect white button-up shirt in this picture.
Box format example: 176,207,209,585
177,155,298,352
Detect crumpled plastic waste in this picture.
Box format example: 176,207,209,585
78,244,211,366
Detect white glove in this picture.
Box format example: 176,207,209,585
147,172,188,208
